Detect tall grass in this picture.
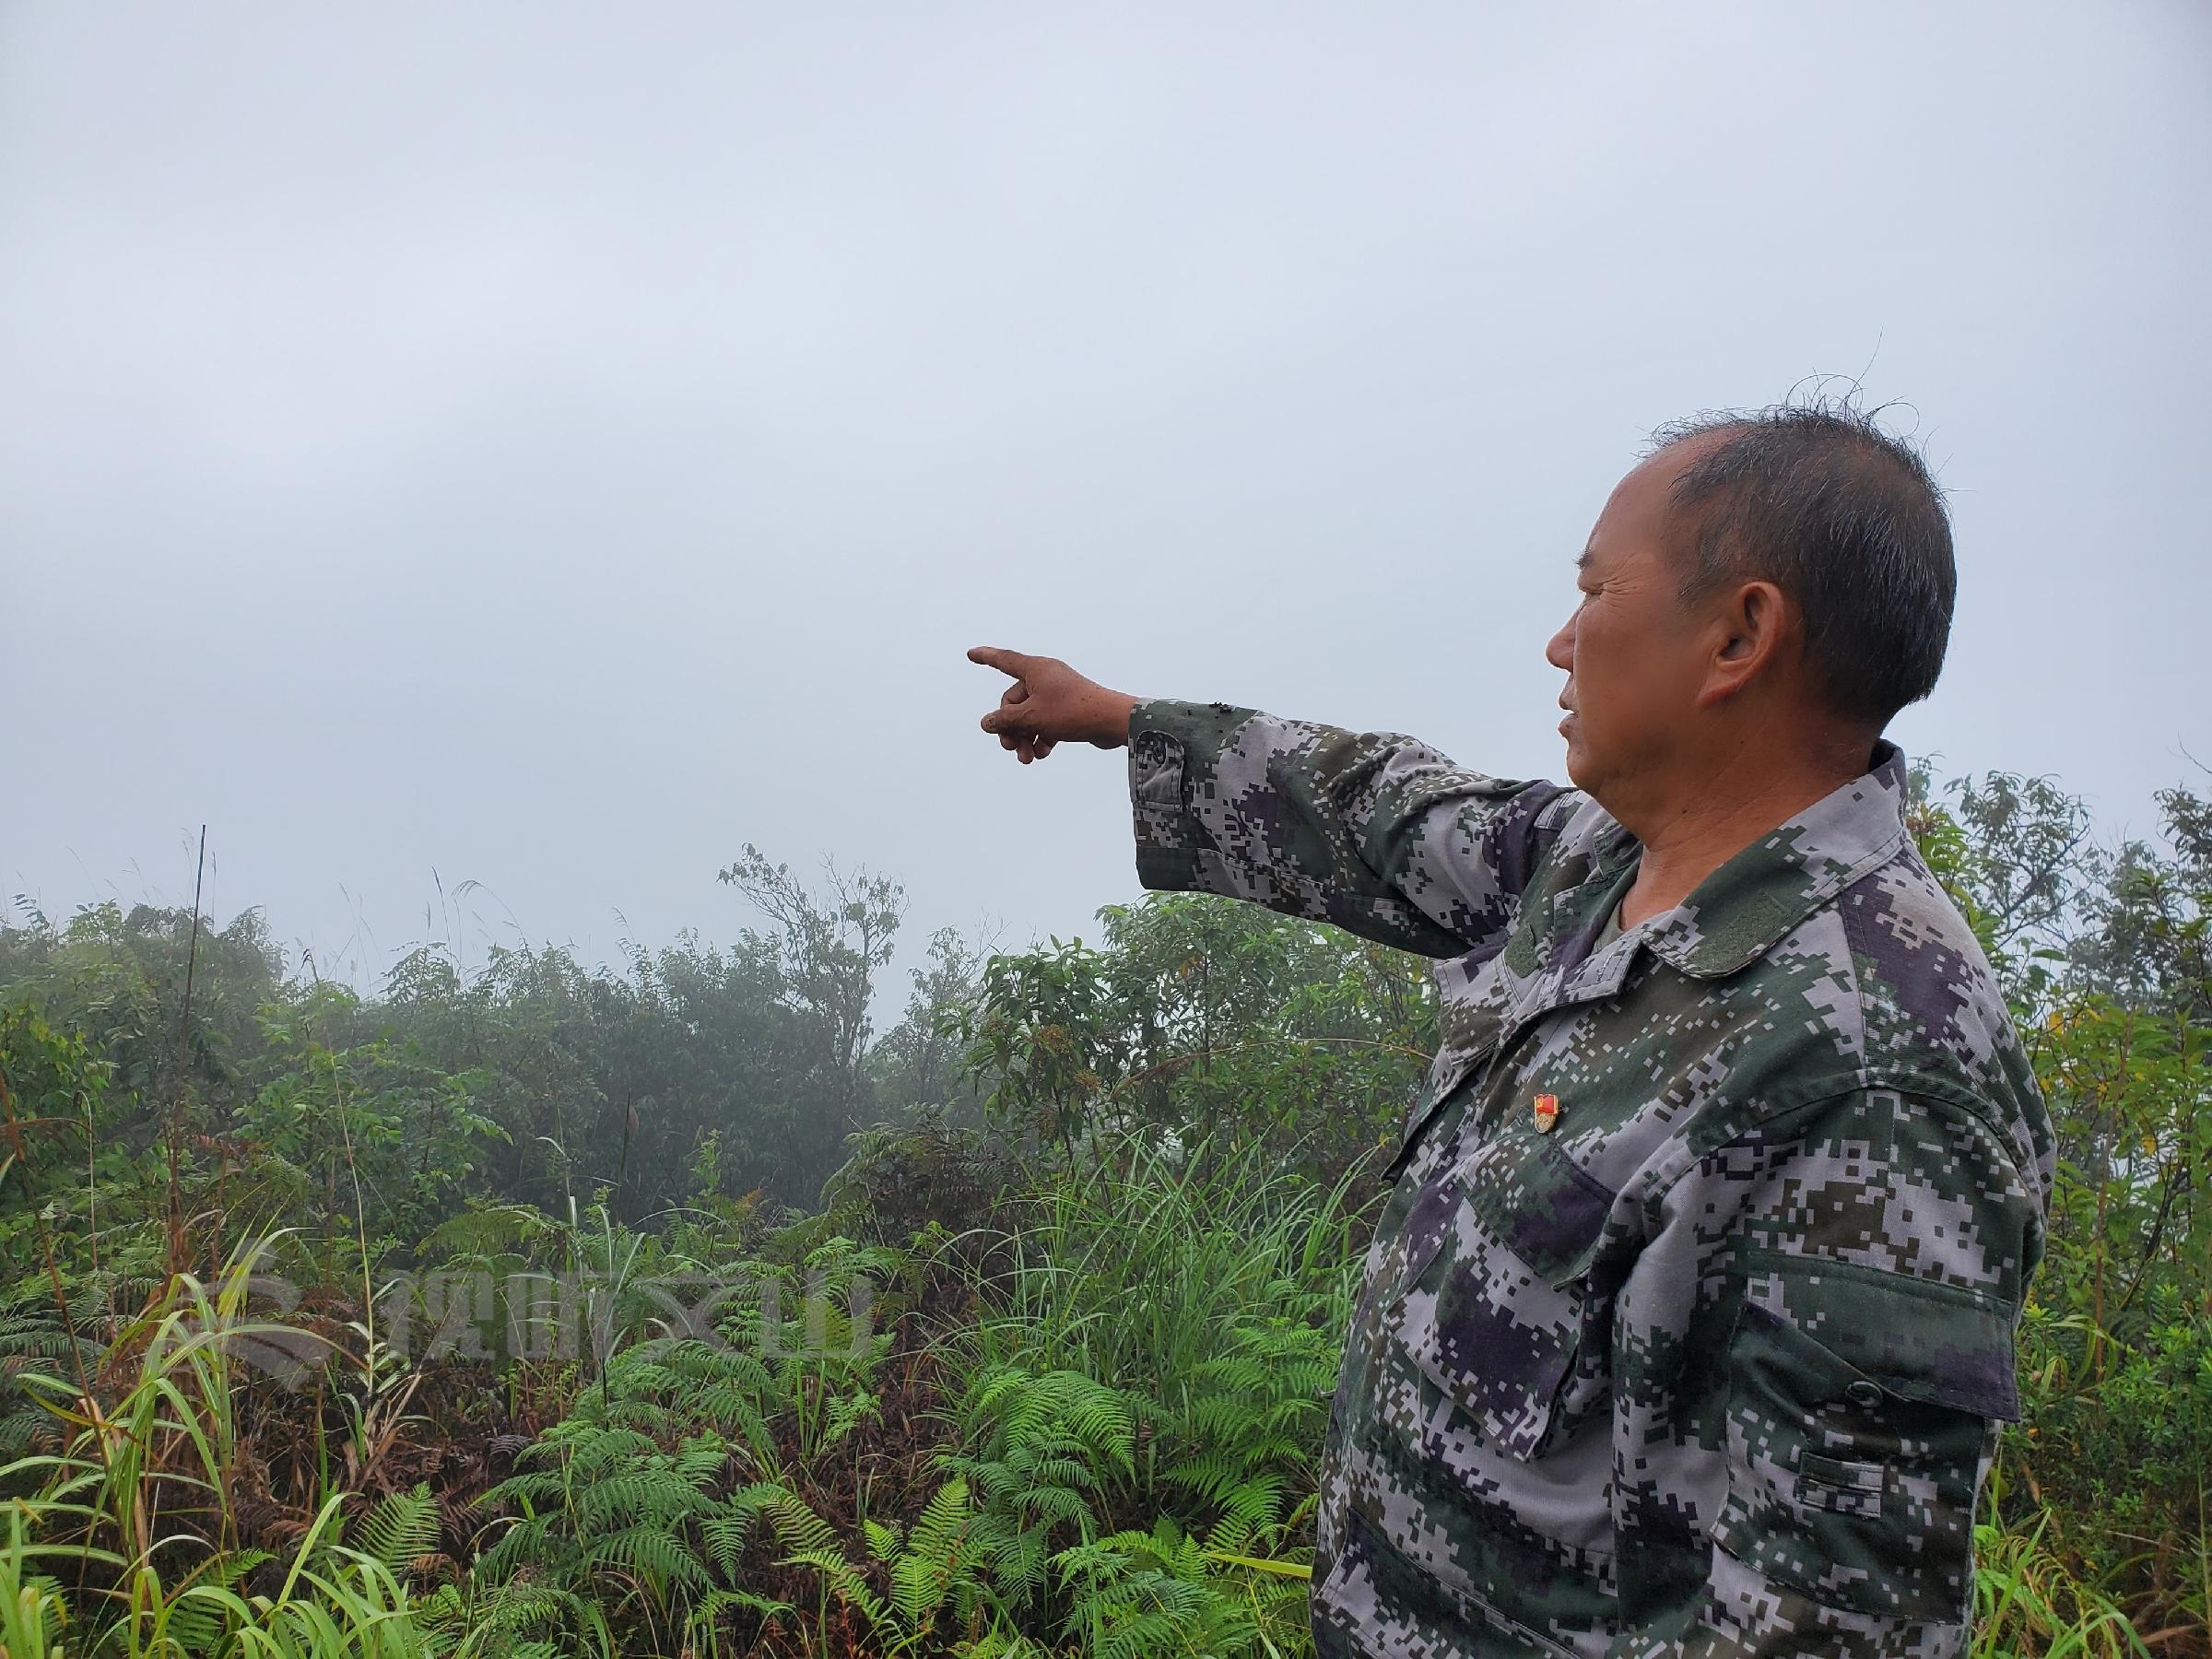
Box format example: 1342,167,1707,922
1971,1509,2153,1659
959,1135,1364,1394
0,1240,457,1656
928,1135,1364,1657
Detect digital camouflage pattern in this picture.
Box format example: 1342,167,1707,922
1126,700,2053,1658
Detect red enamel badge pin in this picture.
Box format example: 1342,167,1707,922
1533,1093,1560,1133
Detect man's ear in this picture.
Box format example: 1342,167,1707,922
1698,579,1792,707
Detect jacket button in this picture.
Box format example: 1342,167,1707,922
1845,1381,1883,1408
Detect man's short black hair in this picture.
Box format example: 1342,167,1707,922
1648,397,1956,730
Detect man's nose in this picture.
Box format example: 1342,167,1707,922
1545,613,1576,673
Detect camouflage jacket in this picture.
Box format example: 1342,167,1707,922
1125,700,2053,1658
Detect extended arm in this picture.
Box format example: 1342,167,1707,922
1127,700,1576,959
968,647,1578,959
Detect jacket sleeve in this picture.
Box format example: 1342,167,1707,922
1125,699,1580,959
1611,1088,2042,1657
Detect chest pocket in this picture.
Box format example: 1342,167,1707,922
1385,1135,1616,1461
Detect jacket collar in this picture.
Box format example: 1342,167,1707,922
1606,742,1912,982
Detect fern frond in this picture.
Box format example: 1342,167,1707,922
582,1524,712,1589
358,1481,440,1573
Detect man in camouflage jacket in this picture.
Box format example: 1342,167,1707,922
970,405,2053,1656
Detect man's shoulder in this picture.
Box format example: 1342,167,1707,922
1718,838,2051,1182
1830,841,2023,1077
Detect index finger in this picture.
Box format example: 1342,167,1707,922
967,645,1037,678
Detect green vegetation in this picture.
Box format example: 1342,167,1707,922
1,775,2204,1656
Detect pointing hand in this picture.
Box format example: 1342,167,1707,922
968,647,1140,765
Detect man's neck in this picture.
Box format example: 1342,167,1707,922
1616,740,1869,928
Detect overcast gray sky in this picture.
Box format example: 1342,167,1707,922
4,3,2207,993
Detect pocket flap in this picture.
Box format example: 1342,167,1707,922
1464,1137,1616,1289
1742,1251,2022,1421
